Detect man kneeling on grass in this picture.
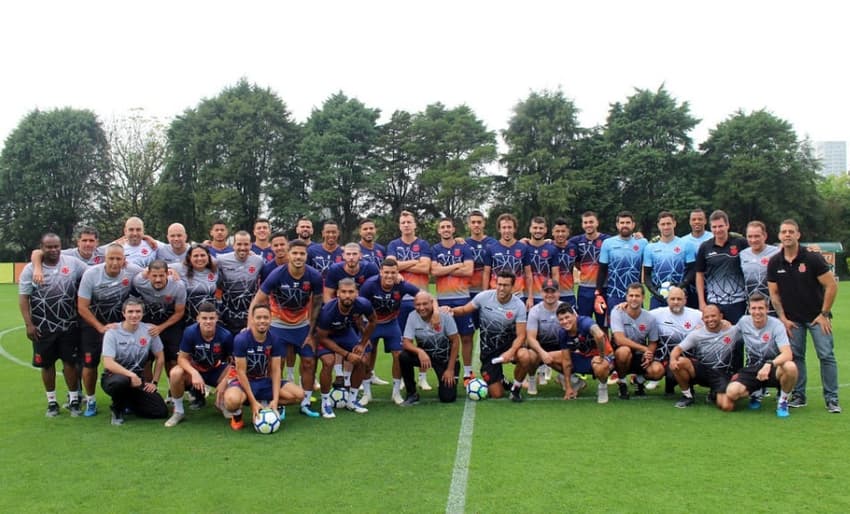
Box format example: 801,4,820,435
399,291,461,406
725,294,798,418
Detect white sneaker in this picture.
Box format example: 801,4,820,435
360,390,372,406
597,383,609,404
346,400,368,414
321,402,336,419
537,365,549,385
371,373,390,385
418,377,433,391
164,412,185,428
607,371,620,385
392,390,404,405
527,376,538,395
573,376,588,395
645,380,660,390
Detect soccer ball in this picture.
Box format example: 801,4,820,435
329,387,348,409
659,281,672,298
466,378,488,401
253,408,281,434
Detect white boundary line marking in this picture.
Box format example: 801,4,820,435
0,326,35,369
446,337,481,514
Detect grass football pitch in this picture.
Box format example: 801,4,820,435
0,284,848,513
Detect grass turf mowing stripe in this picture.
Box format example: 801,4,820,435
0,326,34,369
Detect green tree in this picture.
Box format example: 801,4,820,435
300,92,380,241
817,174,850,246
0,108,112,256
700,109,823,234
499,89,592,229
369,110,419,223
153,79,300,238
597,85,701,234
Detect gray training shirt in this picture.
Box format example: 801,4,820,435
102,323,164,376
403,311,458,363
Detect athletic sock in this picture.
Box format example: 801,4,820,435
285,366,295,382
463,365,472,377
779,390,790,403
321,392,330,405
173,398,185,414
512,379,522,390
419,371,428,382
232,409,242,420
682,388,693,398
392,379,401,395
302,390,313,407
347,388,358,403
362,379,372,396
69,390,79,402
618,378,627,384
46,391,57,403
334,363,343,377
86,394,96,404
343,370,352,388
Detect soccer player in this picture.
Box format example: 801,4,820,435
668,304,737,410
739,220,779,311
445,271,527,400
19,233,88,417
431,218,475,385
359,258,421,404
358,218,386,266
121,217,158,267
260,231,289,283
222,304,305,430
76,243,143,416
294,217,315,246
551,217,577,308
30,226,104,284
482,213,532,300
216,231,264,332
596,211,647,317
131,259,187,399
569,211,610,325
554,303,613,403
649,286,703,394
207,219,233,257
725,294,797,417
101,298,169,425
609,283,663,399
768,219,840,413
681,208,713,309
695,210,748,323
252,217,275,263
514,279,566,395
464,209,497,379
399,291,461,405
169,244,219,324
156,223,190,264
165,302,234,427
307,219,344,278
643,211,695,309
314,279,377,418
324,243,379,302
387,210,432,335
525,216,559,309
252,240,324,418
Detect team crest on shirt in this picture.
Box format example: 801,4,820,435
674,246,681,254
208,272,215,281
453,248,461,257
165,295,173,303
639,324,646,332
541,249,549,258
761,257,769,265
799,263,807,273
61,266,70,275
140,337,147,346
762,333,770,342
142,248,149,255
506,311,514,320
122,278,130,286
212,343,221,353
392,292,401,301
248,266,256,274
514,250,522,258
94,256,103,264
412,244,420,252
264,347,271,357
730,246,738,256
595,240,602,248
632,245,640,252
434,323,442,332
569,248,576,257
723,336,732,344
34,353,42,364
302,282,311,291
684,321,692,329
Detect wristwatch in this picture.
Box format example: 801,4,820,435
821,311,833,319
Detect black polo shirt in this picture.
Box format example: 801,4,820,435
695,236,748,305
767,247,830,323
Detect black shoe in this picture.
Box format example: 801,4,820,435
664,378,676,396
618,382,630,400
110,406,125,426
401,393,420,407
788,394,808,408
189,390,206,410
510,386,523,403
46,401,60,418
675,395,695,408
706,391,717,404
635,383,647,397
69,399,82,417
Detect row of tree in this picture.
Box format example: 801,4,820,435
1,79,846,260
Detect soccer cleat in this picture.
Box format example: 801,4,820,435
229,416,244,431
46,401,60,418
675,395,695,408
645,380,660,390
827,400,842,414
84,400,98,417
401,393,420,407
189,389,206,410
597,383,609,404
321,402,336,419
299,405,319,418
748,396,762,410
573,376,588,396
164,412,185,427
607,370,620,385
69,399,82,417
509,386,523,403
618,382,630,400
788,394,807,408
706,391,717,404
634,383,646,397
370,373,389,386
110,407,125,426
418,377,433,391
776,402,790,418
392,389,404,405
346,400,369,414
359,390,372,406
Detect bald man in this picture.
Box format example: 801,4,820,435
156,223,190,264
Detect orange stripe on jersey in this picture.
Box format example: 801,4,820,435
558,270,575,291
401,271,429,289
270,295,312,326
435,275,470,298
578,263,599,285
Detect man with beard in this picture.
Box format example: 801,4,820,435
643,212,695,309
649,286,703,395
610,283,663,399
569,211,610,326
482,213,532,301
207,220,232,257
551,217,577,308
596,211,647,318
307,220,344,279
358,218,386,266
524,216,559,310
216,231,264,333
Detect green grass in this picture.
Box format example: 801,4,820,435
1,284,848,513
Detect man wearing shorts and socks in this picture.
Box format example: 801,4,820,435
725,294,797,417
165,303,234,427
399,292,461,405
555,304,613,403
101,299,168,425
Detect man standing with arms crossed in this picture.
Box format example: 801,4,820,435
768,219,840,413
570,211,610,326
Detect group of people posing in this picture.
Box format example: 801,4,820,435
18,207,840,430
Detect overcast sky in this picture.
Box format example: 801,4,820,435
1,1,847,155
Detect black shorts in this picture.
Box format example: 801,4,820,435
32,328,79,368
159,323,184,362
480,343,511,386
692,361,731,394
80,323,104,369
730,363,780,393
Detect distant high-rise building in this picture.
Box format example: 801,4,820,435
814,141,847,176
